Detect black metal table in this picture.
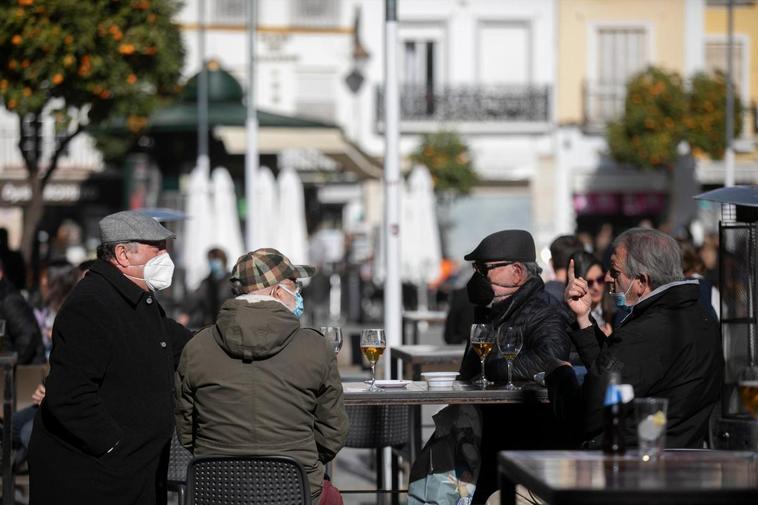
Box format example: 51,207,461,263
498,450,758,505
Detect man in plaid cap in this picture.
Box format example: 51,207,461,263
176,248,348,505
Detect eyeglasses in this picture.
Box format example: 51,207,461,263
473,261,513,275
586,275,605,289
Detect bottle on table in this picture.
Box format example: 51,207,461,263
602,371,626,455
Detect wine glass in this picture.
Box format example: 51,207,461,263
360,329,386,392
320,326,343,354
497,326,524,391
470,323,494,387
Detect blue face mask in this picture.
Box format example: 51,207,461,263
209,258,225,280
611,279,635,308
279,284,305,319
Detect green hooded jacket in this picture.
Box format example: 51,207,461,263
175,295,348,500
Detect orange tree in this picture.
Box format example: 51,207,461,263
0,0,184,262
410,130,477,195
685,70,742,159
608,66,743,169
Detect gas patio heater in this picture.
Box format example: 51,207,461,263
695,186,758,450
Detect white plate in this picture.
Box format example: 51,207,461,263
371,380,411,389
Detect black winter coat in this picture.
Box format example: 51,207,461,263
28,260,192,505
0,277,44,363
572,281,723,448
459,276,571,381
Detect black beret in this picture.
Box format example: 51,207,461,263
464,229,536,262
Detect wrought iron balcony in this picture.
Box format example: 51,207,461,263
375,84,551,131
583,81,626,132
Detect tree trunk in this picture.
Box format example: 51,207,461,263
20,175,44,268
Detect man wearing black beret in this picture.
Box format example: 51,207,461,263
457,229,571,502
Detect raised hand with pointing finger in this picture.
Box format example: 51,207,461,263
564,259,594,328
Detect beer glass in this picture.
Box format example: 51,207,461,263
360,329,385,392
470,323,494,387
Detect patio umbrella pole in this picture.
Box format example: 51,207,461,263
383,0,401,493
197,0,209,173
725,0,735,187
245,0,259,249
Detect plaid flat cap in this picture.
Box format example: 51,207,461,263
99,210,175,244
231,248,315,293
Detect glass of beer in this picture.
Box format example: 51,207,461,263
360,329,386,391
497,326,523,390
320,326,343,354
470,323,494,387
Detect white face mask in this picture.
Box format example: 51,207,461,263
126,252,175,291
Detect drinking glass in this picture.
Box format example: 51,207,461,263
634,397,668,461
320,326,343,354
497,326,523,390
0,319,5,352
360,329,385,392
470,323,494,387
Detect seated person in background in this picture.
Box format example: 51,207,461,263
679,240,719,320
456,230,571,504
177,247,233,329
0,259,45,364
564,228,724,449
175,248,348,505
568,251,616,335
544,235,584,303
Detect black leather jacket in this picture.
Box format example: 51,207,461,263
459,276,571,381
0,278,44,363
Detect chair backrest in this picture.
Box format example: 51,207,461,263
345,405,409,448
167,432,193,484
186,455,311,505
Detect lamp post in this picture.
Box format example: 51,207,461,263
245,1,258,249
725,0,735,187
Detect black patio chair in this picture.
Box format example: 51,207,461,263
167,433,193,505
186,455,311,505
343,404,409,501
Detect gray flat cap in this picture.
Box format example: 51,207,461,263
99,210,176,244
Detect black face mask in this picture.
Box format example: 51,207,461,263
467,272,494,306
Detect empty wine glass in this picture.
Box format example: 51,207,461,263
470,323,494,387
360,329,385,392
497,326,524,391
320,326,343,354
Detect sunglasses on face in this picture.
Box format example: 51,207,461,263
473,261,513,275
586,275,605,288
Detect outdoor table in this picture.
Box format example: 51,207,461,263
498,450,758,505
343,380,548,464
401,310,447,345
389,344,465,380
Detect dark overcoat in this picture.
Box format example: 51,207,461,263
28,260,192,505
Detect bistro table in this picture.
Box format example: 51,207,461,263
401,310,447,345
344,380,548,462
389,344,465,380
498,450,758,505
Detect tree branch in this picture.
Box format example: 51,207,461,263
41,123,84,189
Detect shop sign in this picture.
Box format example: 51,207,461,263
0,180,100,206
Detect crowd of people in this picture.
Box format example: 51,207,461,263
0,211,727,505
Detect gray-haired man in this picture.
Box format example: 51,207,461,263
565,227,724,449
29,210,192,505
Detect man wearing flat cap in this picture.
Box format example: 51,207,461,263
29,210,192,505
457,229,571,502
176,248,348,505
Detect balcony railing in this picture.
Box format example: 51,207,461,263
376,84,551,128
583,81,626,132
